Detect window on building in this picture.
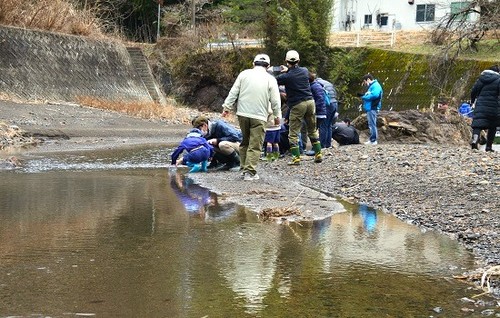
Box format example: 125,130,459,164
376,14,389,26
364,14,373,25
450,1,470,20
416,4,435,22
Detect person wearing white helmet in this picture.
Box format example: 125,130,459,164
275,50,323,165
222,53,281,181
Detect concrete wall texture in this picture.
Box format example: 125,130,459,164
0,25,153,104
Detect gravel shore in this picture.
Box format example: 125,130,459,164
1,100,499,295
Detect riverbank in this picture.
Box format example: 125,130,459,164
0,100,498,297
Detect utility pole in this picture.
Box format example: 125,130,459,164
155,0,164,42
191,0,196,32
157,2,161,41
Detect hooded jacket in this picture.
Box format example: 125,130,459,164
170,128,214,165
362,79,383,112
471,69,500,128
310,80,327,118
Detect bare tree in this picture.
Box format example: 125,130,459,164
431,0,499,57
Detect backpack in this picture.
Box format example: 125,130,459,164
320,84,331,108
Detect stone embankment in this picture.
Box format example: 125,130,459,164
0,25,159,104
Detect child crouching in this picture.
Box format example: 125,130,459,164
171,128,214,173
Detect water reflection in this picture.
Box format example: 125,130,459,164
358,204,377,233
217,223,280,314
170,170,214,215
168,170,236,222
0,148,485,317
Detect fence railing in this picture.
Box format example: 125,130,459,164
203,31,434,50
205,39,264,50
329,31,396,47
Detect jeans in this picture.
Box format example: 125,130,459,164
367,110,378,142
322,103,338,148
317,117,328,148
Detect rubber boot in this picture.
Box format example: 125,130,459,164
272,151,280,161
485,129,495,152
226,151,241,171
266,152,273,162
207,154,221,169
485,142,495,152
189,163,202,173
288,146,301,165
312,141,323,163
201,160,208,172
210,152,228,171
470,134,479,150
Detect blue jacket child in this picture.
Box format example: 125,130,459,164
171,128,214,173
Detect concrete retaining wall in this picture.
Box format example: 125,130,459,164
0,25,153,104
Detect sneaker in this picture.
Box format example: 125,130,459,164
243,173,260,181
364,140,378,145
229,166,241,172
305,150,315,156
364,140,372,145
371,141,378,145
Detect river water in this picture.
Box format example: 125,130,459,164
0,146,486,317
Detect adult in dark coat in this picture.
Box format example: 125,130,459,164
332,118,360,146
470,65,500,151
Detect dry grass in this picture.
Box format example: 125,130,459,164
259,206,303,222
478,265,500,296
76,96,204,125
258,189,306,222
0,0,104,37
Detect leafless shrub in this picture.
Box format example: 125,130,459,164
0,0,104,37
432,0,500,57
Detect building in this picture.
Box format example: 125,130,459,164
331,0,477,31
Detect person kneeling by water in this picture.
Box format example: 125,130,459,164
191,115,243,171
171,128,214,173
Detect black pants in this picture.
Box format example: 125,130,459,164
473,127,496,148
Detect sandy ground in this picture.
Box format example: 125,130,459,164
0,100,188,154
1,100,499,296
